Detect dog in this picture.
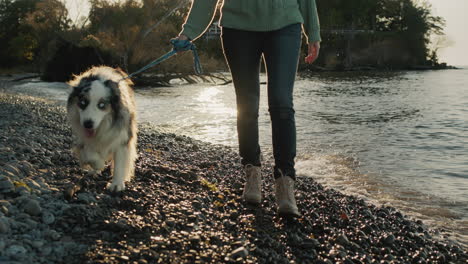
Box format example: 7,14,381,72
67,66,137,192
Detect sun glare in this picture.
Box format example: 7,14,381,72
195,87,236,116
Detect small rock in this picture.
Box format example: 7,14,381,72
23,199,41,216
19,160,34,175
2,164,22,176
5,244,27,259
382,234,396,246
0,239,5,251
16,186,31,195
25,179,42,190
47,230,61,241
0,217,9,233
165,217,176,227
0,178,14,193
42,246,53,256
191,200,202,210
189,235,201,243
301,239,320,249
232,181,243,190
0,200,11,208
32,240,45,249
42,211,55,225
0,205,8,215
77,193,97,204
228,246,249,261
336,234,350,246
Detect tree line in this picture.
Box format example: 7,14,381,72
0,0,446,81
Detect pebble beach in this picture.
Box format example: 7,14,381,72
0,83,467,263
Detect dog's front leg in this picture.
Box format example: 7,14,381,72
107,146,130,192
78,147,105,171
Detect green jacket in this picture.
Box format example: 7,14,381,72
181,0,321,43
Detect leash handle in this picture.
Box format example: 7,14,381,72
121,39,203,81
171,39,203,75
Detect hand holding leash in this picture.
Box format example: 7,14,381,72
305,41,320,64
171,35,192,52
121,37,203,80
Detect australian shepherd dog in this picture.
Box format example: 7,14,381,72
67,66,137,192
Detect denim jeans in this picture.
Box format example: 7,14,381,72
221,23,302,179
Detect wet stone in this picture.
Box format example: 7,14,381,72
23,200,41,216
336,234,350,246
165,217,176,227
41,211,55,225
0,217,9,233
0,205,9,215
47,230,61,241
229,246,249,260
303,238,320,249
382,234,396,246
5,244,27,259
0,178,14,193
2,164,22,176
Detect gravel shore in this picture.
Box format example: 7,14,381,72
0,89,467,264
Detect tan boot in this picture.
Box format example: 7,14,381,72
275,171,300,216
242,164,262,205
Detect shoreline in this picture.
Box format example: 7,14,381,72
0,90,467,263
0,64,464,88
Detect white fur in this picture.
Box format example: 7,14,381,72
67,66,137,192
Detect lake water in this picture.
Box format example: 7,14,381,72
7,68,468,246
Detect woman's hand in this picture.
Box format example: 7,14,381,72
305,41,320,64
177,34,189,41
172,34,190,53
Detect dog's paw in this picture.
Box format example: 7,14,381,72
107,181,126,192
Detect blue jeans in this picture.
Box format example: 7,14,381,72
221,23,302,179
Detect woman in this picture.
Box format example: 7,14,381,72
177,0,321,216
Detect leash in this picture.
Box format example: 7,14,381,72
120,39,203,81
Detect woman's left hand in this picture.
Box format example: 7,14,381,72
305,41,320,64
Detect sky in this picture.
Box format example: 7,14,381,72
428,0,468,66
64,0,468,66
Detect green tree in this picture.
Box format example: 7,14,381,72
25,0,72,68
315,0,445,69
0,0,36,66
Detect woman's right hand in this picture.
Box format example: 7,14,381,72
177,34,189,41
305,41,320,64
172,34,190,53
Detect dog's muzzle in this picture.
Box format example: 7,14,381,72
83,120,95,137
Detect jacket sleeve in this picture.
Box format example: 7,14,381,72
180,0,220,41
298,0,321,43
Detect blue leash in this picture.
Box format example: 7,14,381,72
121,39,203,81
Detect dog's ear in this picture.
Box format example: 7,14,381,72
104,80,119,91
69,85,82,99
105,80,122,122
104,80,121,103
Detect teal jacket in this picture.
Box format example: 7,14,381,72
181,0,321,43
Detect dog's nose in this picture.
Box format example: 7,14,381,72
83,120,94,129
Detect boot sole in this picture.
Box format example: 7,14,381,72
278,206,300,217
242,195,261,205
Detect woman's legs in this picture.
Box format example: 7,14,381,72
221,28,264,167
222,24,302,214
263,23,302,180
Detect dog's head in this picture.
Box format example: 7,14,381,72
68,76,120,138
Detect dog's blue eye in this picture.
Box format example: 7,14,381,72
78,99,88,108
98,102,106,109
